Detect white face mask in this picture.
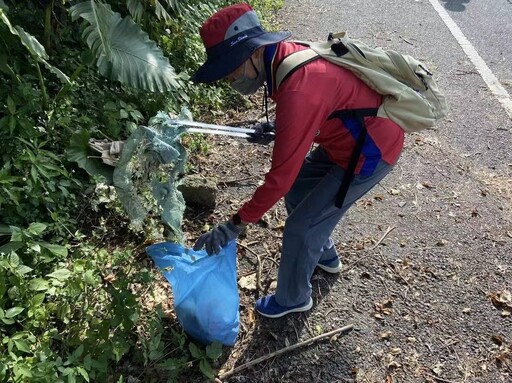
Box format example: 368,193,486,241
230,57,265,95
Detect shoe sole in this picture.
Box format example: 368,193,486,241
317,262,342,273
257,297,313,319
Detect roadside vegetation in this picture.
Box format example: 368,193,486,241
0,0,283,381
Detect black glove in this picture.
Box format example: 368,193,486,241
193,221,242,255
246,122,275,145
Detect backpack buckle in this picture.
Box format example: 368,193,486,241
331,42,349,57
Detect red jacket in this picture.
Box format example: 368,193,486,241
237,42,404,223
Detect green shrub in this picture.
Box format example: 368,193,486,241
0,0,285,381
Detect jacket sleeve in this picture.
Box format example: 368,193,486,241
237,89,333,223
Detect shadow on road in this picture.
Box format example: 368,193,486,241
440,0,471,12
224,271,357,382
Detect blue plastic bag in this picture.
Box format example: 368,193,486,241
146,240,239,346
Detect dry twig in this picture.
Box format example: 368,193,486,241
218,324,354,380
421,370,462,383
343,226,396,273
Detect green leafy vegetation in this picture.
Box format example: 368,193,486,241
0,0,283,381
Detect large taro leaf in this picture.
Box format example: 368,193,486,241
126,0,144,23
67,129,114,183
0,9,70,84
70,0,179,92
127,0,181,24
160,0,180,13
154,0,172,23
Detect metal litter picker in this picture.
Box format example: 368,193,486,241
171,120,275,141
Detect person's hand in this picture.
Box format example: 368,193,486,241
193,221,242,255
246,122,275,145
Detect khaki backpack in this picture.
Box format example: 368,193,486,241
273,32,449,208
275,31,449,132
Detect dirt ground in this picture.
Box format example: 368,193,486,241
175,88,512,383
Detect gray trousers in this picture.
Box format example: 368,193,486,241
274,146,394,306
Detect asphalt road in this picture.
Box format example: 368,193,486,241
440,0,512,88
278,0,512,171
250,1,512,382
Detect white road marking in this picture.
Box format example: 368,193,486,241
428,0,512,120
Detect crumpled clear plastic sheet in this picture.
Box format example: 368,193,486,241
112,108,192,240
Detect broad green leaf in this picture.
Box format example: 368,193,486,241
14,339,30,353
11,331,30,340
27,222,47,236
8,115,15,134
16,364,33,378
70,1,179,92
30,293,46,306
8,252,19,267
40,243,68,257
16,264,33,275
188,342,202,359
205,341,222,360
83,269,97,286
0,224,13,235
73,1,114,59
0,10,70,84
7,95,15,114
29,278,50,291
0,241,23,255
29,243,41,253
0,360,6,381
12,24,49,60
73,345,84,359
199,359,215,379
77,367,89,382
66,129,114,183
47,268,71,280
0,1,8,11
10,226,22,241
5,306,24,318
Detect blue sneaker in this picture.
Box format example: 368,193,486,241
255,295,313,318
317,256,342,273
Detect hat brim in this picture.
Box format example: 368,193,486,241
192,31,292,84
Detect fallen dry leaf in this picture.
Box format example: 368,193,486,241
238,274,257,290
380,331,393,340
375,299,394,316
103,274,116,283
496,345,511,365
489,289,512,311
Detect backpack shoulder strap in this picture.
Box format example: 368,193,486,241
274,47,319,91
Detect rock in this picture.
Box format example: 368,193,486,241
178,174,217,208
